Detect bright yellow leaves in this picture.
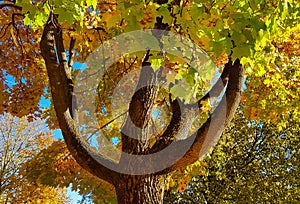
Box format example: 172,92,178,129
275,26,300,59
223,17,234,29
242,24,300,127
200,99,212,113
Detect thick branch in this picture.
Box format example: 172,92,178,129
121,49,159,155
113,59,242,175
150,60,231,153
40,13,118,184
196,61,230,107
159,59,244,173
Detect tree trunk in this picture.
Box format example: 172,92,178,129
114,174,169,204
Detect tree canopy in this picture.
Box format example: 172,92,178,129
1,0,299,122
0,0,299,203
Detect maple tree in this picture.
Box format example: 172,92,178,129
0,113,67,203
0,0,299,203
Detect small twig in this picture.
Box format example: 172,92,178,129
97,30,116,87
11,13,25,52
0,22,12,39
220,0,230,12
68,37,76,69
0,4,22,10
117,56,138,79
142,48,152,67
151,117,159,137
87,110,128,140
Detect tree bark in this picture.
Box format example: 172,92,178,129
114,174,169,204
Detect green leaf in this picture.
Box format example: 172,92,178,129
23,14,33,26
55,8,74,24
170,84,187,99
151,59,162,72
231,30,246,46
232,45,252,60
124,15,142,32
182,68,196,86
158,6,172,24
35,12,47,27
20,2,36,16
189,3,204,21
43,3,51,15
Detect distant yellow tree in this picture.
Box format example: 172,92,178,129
0,113,67,203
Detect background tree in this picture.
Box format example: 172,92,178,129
24,140,117,203
0,0,299,203
0,113,68,203
164,111,300,203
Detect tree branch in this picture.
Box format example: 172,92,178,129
120,49,159,155
112,59,242,175
150,60,231,154
159,59,244,174
68,37,75,69
40,13,119,184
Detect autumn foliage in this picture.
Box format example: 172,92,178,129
0,0,299,202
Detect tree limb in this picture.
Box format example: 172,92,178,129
68,37,75,69
40,13,119,183
158,59,244,174
150,60,231,154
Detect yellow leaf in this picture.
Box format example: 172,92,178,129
199,35,211,48
166,71,176,84
184,12,192,21
201,161,209,167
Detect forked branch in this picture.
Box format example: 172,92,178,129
41,11,244,180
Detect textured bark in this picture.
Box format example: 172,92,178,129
121,50,159,155
114,174,169,204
